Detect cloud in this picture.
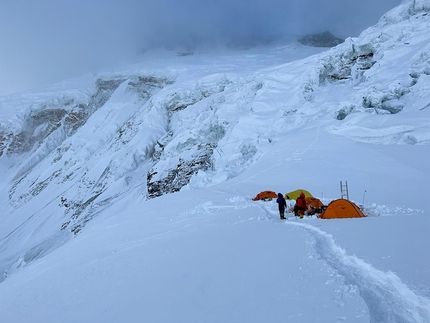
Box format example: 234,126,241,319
0,0,401,96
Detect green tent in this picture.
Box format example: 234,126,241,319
284,189,313,200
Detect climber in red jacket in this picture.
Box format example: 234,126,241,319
294,192,307,218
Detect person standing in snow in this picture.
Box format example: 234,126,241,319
294,192,307,218
276,193,287,220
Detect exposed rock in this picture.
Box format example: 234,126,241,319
298,31,344,48
127,76,174,100
328,52,376,82
177,51,194,57
147,145,214,199
1,78,127,157
0,132,7,158
318,49,376,85
362,95,406,114
335,105,356,120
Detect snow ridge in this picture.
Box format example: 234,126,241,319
291,222,430,323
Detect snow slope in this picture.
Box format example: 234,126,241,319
0,0,429,322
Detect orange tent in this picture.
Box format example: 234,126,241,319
305,197,324,209
319,199,366,219
252,191,278,201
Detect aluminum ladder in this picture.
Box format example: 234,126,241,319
340,180,349,200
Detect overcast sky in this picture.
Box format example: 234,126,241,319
0,0,401,96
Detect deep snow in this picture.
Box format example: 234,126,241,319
0,1,429,322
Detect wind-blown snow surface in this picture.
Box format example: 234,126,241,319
0,1,430,322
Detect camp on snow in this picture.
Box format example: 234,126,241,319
318,199,366,219
305,197,325,214
252,190,278,201
284,189,313,200
252,188,366,219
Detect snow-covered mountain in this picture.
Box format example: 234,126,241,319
0,1,429,322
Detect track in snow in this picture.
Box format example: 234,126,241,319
255,201,430,322
288,222,430,323
180,197,430,322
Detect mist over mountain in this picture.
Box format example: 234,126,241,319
0,1,430,321
0,0,401,96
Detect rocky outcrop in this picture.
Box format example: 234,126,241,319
147,144,215,199
298,31,344,48
323,52,376,82
0,78,126,158
127,76,174,100
4,74,178,234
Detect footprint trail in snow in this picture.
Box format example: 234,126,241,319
290,222,430,323
184,197,430,323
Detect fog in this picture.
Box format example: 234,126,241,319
0,0,401,96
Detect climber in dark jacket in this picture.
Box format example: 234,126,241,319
276,193,287,220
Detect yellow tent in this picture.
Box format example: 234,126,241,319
284,189,313,200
